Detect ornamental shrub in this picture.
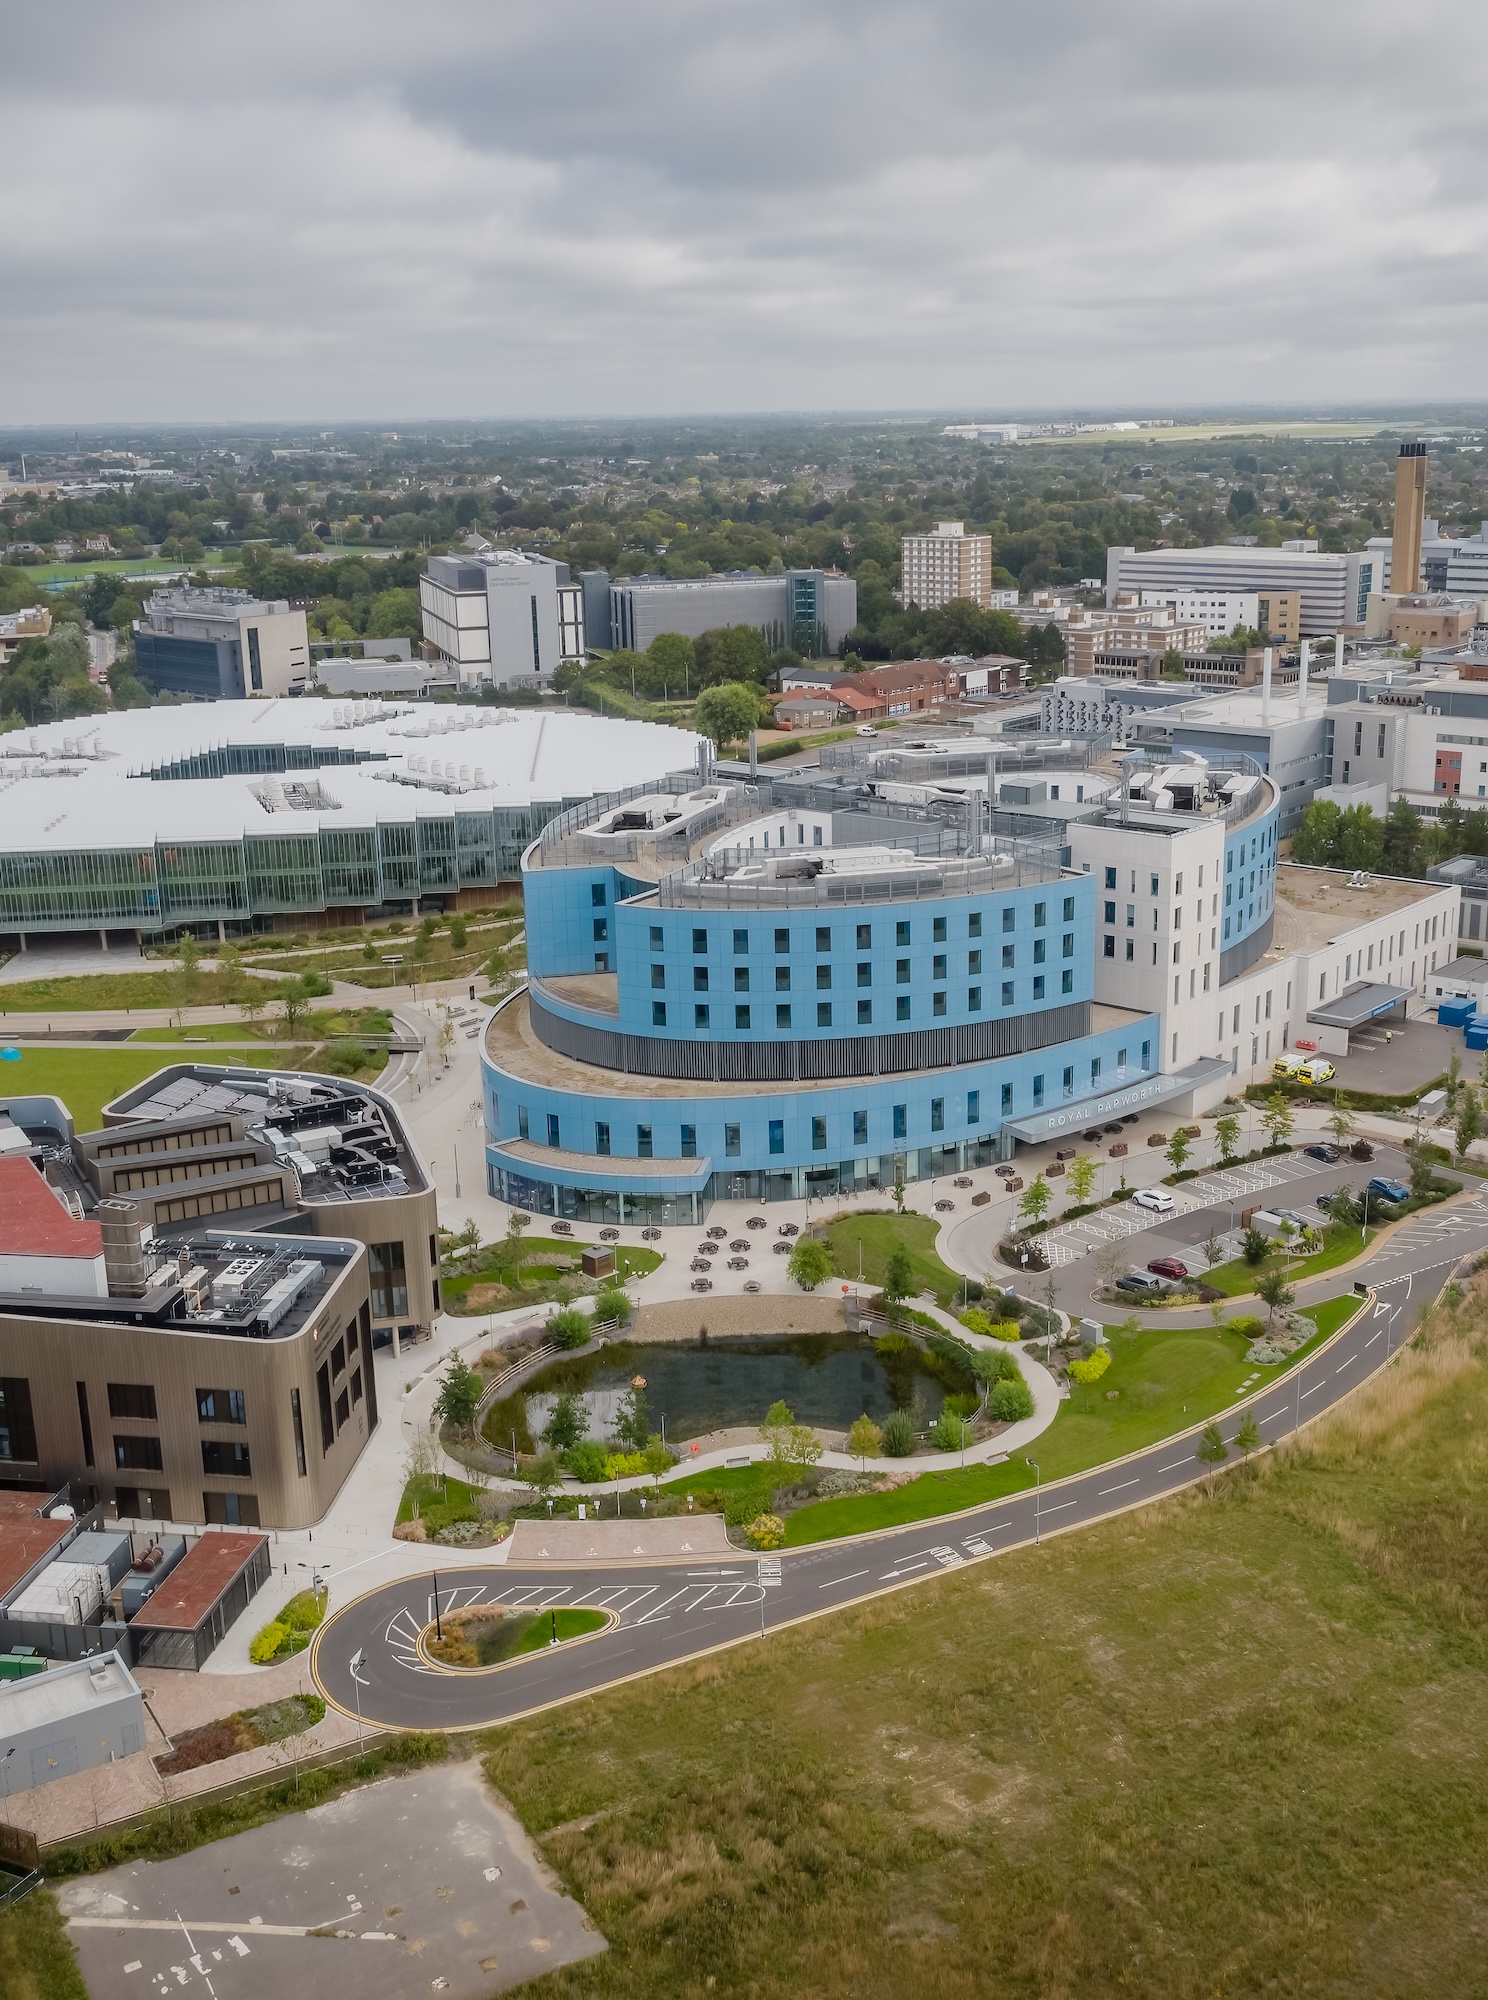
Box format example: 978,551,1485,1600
1067,1349,1112,1386
990,1320,1022,1342
563,1440,609,1482
972,1347,1022,1387
549,1307,590,1349
987,1375,1035,1423
881,1407,916,1457
249,1622,288,1665
958,1307,994,1336
745,1514,785,1550
592,1287,630,1326
280,1589,327,1632
929,1411,968,1451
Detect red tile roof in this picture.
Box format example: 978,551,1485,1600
128,1530,268,1631
0,1156,103,1261
0,1490,74,1601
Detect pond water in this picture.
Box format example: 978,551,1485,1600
521,1332,960,1444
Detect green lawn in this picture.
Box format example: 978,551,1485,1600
0,1883,88,2000
781,1297,1358,1544
26,553,231,584
1201,1221,1377,1295
0,1047,269,1131
821,1210,965,1307
396,1472,486,1531
0,970,244,1013
443,1238,661,1313
510,1606,609,1654
479,1284,1488,2000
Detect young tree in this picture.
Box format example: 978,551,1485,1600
1326,1183,1360,1229
279,983,306,1041
1065,1154,1097,1207
847,1414,883,1466
433,1357,481,1436
522,1450,563,1504
761,1399,823,1478
238,986,265,1031
1018,1173,1052,1230
217,940,245,1000
614,1375,650,1451
542,1390,590,1451
1165,1128,1192,1175
1201,1227,1225,1269
1196,1423,1229,1464
1326,1094,1356,1149
1455,1085,1481,1163
1255,1268,1296,1329
1214,1112,1241,1165
1260,1092,1295,1150
892,1158,906,1213
484,944,510,992
173,932,202,1014
448,915,467,950
882,1246,914,1310
1241,1225,1271,1267
787,1236,834,1291
437,1009,457,1070
1446,1048,1463,1112
1235,1412,1262,1455
1407,1138,1436,1200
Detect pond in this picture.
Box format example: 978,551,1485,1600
508,1331,967,1450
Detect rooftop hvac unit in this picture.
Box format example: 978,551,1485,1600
259,1258,323,1331
215,1254,268,1305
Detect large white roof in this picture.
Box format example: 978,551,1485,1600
0,701,706,854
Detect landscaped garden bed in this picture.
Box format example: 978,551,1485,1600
155,1693,325,1774
424,1605,607,1668
248,1587,327,1664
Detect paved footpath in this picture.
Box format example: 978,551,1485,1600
310,1190,1484,1736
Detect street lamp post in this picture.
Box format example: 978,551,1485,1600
431,1569,442,1641
1,1744,15,1825
348,1649,367,1752
1026,1458,1042,1545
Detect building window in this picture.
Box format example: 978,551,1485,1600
815,925,831,952
651,963,666,988
650,924,663,950
856,923,872,949
592,918,608,942
246,626,263,690
1062,933,1074,957
725,1123,741,1156
695,1004,710,1028
595,1121,610,1155
776,1003,792,1029
969,986,983,1011
1001,1082,1013,1111
892,1104,907,1140
694,965,709,992
933,991,947,1016
734,927,749,954
896,995,911,1021
652,1000,667,1026
1033,938,1046,965
317,1363,333,1453
369,1241,408,1318
196,1389,246,1425
816,964,832,990
1002,945,1015,968
769,1119,785,1155
856,961,872,987
853,1110,868,1145
546,1113,560,1148
681,1124,698,1157
0,1378,37,1463
693,928,708,953
518,1106,529,1140
1105,866,1117,889
591,882,607,907
930,1098,945,1132
1033,974,1045,998
812,1116,827,1151
290,1387,307,1477
968,950,982,974
968,912,982,938
76,1382,94,1467
1033,902,1046,927
775,964,791,991
202,1439,252,1478
108,1383,157,1421
1032,1074,1044,1106
967,1089,980,1124
774,927,790,953
1125,939,1134,961
858,999,872,1023
1063,896,1075,921
933,917,947,942
735,966,750,992
1104,901,1116,924
817,1001,832,1027
1103,936,1115,958
735,1004,751,1029
1063,1064,1075,1096
896,958,910,983
896,920,911,946
1061,969,1074,994
637,1124,653,1157
1002,907,1016,934
932,953,947,979
114,1434,163,1472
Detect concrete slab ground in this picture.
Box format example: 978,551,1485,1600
56,1761,605,2000
0,939,148,983
506,1515,733,1563
1321,1014,1458,1097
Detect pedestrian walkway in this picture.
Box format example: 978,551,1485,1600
1039,1153,1329,1266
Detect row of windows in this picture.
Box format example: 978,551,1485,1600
111,1383,247,1425
648,973,1077,1031
516,1047,1150,1159
646,900,1079,957
658,939,1073,994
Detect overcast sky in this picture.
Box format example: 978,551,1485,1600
5,0,1487,425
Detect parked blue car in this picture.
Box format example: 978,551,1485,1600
1367,1177,1410,1205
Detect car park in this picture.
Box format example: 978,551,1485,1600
1303,1143,1340,1162
1368,1176,1410,1205
1131,1186,1176,1214
1147,1255,1189,1280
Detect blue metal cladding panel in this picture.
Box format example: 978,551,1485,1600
527,874,1099,1043
1221,800,1281,953
482,1007,1157,1177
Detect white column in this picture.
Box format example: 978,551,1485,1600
1261,647,1272,725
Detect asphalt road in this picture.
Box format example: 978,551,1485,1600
312,1181,1488,1735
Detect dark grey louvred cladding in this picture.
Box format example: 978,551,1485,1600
528,992,1091,1083
1218,911,1274,985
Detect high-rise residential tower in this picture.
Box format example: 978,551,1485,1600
1391,442,1429,596
901,522,996,611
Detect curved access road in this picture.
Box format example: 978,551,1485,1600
311,1193,1487,1735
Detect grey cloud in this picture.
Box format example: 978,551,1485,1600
1,0,1486,421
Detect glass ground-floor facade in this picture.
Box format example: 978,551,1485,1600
487,1136,1006,1224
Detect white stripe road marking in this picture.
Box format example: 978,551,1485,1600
1334,1353,1358,1371
1157,1457,1195,1472
1040,1500,1078,1516
635,1587,691,1625
821,1570,870,1588
1300,1380,1326,1400
1098,1478,1140,1497
1365,1330,1382,1347
880,1561,929,1578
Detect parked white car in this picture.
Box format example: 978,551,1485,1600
1131,1186,1175,1214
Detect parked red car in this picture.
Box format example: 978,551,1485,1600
1147,1255,1189,1281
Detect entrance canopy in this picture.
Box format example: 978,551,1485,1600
1306,982,1412,1031
1001,1057,1230,1145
